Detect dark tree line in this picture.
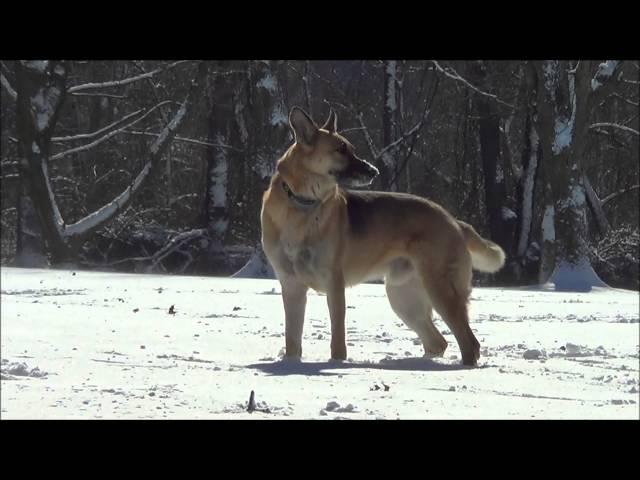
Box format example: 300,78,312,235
1,60,638,289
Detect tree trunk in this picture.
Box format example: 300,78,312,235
469,61,513,267
534,60,620,290
15,60,207,264
382,60,398,191
14,181,48,267
513,63,541,281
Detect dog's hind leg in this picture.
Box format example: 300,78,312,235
413,258,480,366
385,274,448,357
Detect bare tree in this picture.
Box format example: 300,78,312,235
13,60,208,263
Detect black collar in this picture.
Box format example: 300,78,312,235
282,181,319,210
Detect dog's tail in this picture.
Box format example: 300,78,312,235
458,221,506,273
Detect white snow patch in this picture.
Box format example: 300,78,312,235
501,207,517,221
548,258,609,292
1,267,638,419
257,73,277,93
523,349,546,360
541,204,555,243
553,116,573,154
31,91,52,132
591,61,619,91
559,182,586,211
270,103,288,127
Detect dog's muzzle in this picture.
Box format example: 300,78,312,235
337,160,379,188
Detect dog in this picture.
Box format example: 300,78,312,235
260,107,505,366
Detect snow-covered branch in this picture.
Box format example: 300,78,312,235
1,72,17,101
52,108,145,142
50,101,175,161
121,130,243,150
431,60,515,109
591,60,622,92
67,61,190,93
589,122,639,137
582,174,610,234
70,92,127,99
601,184,640,206
60,61,208,245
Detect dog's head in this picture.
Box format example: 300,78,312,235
277,107,379,197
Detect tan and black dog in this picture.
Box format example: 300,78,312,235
260,107,505,366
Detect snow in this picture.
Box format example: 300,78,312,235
501,207,517,221
65,163,151,239
1,267,638,419
256,73,277,93
253,154,275,180
270,103,288,127
542,204,555,243
553,116,573,154
149,101,187,156
232,249,275,279
559,182,587,213
553,72,577,155
591,61,620,92
385,61,397,111
547,258,609,292
29,61,49,73
31,90,53,132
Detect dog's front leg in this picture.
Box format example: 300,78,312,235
281,276,308,358
327,274,347,360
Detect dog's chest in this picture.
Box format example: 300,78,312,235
280,230,331,289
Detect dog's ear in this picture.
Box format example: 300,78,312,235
289,107,318,147
321,109,338,133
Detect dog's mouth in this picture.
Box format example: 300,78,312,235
331,161,379,188
335,174,376,188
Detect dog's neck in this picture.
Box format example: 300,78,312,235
282,181,320,210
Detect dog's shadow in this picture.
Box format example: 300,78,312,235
246,357,475,377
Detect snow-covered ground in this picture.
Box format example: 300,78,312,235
1,266,638,419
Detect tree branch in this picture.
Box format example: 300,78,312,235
52,108,145,142
70,92,127,99
61,61,208,245
1,72,17,101
601,184,640,206
67,61,190,93
146,229,207,272
121,130,243,151
591,60,623,93
431,60,515,109
50,101,174,160
589,122,639,136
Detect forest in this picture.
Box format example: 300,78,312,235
1,60,638,289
